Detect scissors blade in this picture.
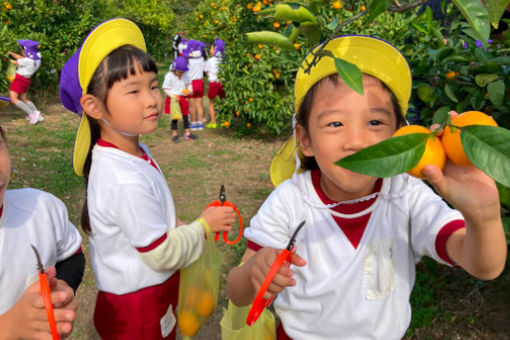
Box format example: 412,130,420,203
219,184,226,205
286,220,305,250
31,244,44,273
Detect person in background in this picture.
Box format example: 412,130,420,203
7,39,44,124
204,38,226,129
183,39,206,131
162,56,198,143
0,124,85,339
172,31,185,59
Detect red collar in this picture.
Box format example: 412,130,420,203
96,138,159,171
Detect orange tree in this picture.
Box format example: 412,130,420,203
0,0,176,94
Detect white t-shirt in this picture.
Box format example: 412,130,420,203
205,56,223,83
245,171,463,340
87,143,178,294
0,188,82,314
187,57,205,80
162,71,191,96
16,56,41,78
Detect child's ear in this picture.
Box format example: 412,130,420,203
296,124,314,157
80,94,105,120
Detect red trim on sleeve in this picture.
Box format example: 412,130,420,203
247,240,262,251
0,205,3,219
136,233,168,253
435,219,465,266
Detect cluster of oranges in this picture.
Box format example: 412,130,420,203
393,111,498,178
178,288,216,337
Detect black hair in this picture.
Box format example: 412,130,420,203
0,125,5,141
296,73,406,170
80,45,158,234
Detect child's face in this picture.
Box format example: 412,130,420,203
210,45,215,56
297,75,398,201
174,70,184,77
0,133,11,205
104,64,162,138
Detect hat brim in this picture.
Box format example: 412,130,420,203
73,18,146,176
270,35,412,187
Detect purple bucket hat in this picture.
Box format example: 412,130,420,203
59,48,83,114
171,56,189,72
18,39,40,60
183,39,205,58
214,38,225,56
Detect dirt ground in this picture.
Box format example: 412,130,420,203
1,97,509,340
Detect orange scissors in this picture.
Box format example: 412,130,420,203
206,185,243,245
246,220,305,326
31,245,59,340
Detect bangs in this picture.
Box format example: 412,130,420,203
105,45,158,90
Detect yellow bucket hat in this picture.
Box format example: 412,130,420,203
59,18,146,176
270,35,412,186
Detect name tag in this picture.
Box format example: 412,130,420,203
160,304,176,338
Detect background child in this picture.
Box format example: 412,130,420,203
59,18,236,339
162,56,197,143
226,35,507,339
7,39,43,124
183,39,206,130
0,124,84,338
204,38,226,129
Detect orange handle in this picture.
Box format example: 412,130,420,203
246,248,292,326
39,272,59,340
206,200,244,245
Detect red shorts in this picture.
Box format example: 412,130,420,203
207,81,225,100
94,273,180,340
9,74,31,94
164,95,189,116
190,79,204,98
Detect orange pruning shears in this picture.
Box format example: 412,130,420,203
246,220,306,326
206,185,243,245
31,245,59,340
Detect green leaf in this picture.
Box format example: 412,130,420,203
490,56,510,64
417,84,434,104
326,16,339,31
475,48,491,63
484,0,510,29
475,73,499,87
497,181,510,208
246,31,296,50
335,133,427,177
432,106,451,125
488,79,505,106
274,3,317,24
444,84,459,103
298,21,321,47
333,57,364,95
461,125,510,188
452,0,490,46
367,0,392,22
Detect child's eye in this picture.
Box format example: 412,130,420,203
327,121,343,127
368,120,383,126
129,89,139,94
151,85,160,90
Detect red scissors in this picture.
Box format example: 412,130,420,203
206,185,243,245
31,245,59,340
246,220,306,326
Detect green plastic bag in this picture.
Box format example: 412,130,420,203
220,300,276,340
170,95,183,120
6,62,16,82
177,229,220,339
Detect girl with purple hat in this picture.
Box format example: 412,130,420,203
162,56,198,143
183,39,206,130
7,39,43,124
204,38,226,129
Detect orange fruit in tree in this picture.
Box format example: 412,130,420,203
393,125,446,179
441,111,498,166
178,311,200,336
360,5,366,11
273,21,281,28
332,1,342,9
196,291,215,317
254,54,261,60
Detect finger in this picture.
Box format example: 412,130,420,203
289,253,307,267
57,321,74,339
423,164,450,197
53,308,76,323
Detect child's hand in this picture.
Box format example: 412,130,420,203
246,247,306,300
200,205,236,234
0,266,78,339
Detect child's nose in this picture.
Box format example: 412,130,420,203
343,127,368,152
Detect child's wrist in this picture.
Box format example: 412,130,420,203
196,217,211,235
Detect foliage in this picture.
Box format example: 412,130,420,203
0,0,176,94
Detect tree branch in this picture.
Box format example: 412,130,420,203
388,0,429,13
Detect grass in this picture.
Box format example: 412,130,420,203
1,91,509,339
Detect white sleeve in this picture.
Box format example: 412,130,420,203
408,178,464,264
162,72,172,89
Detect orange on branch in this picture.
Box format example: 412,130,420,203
393,125,446,179
332,1,342,9
441,111,498,166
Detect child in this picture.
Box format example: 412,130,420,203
0,124,85,338
7,39,43,124
204,38,226,129
162,56,198,143
226,35,507,339
59,18,236,339
183,39,206,130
